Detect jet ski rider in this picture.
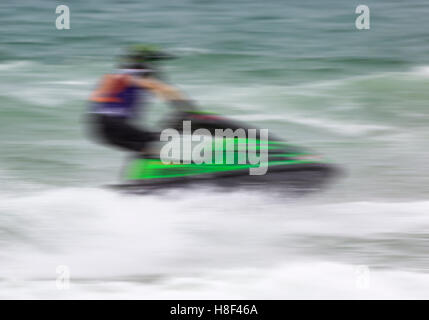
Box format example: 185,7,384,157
89,45,189,153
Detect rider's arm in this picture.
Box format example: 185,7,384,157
130,76,186,101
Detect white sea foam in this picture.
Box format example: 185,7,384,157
0,61,33,71
1,188,429,298
44,80,93,86
411,66,429,77
2,261,429,299
173,47,213,54
232,113,392,136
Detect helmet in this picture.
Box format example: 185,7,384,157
118,44,175,78
124,44,175,63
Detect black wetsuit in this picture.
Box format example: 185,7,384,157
90,114,155,152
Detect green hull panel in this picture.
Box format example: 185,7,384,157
125,157,323,180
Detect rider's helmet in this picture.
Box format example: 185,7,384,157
118,44,175,78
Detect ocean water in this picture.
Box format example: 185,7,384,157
1,0,429,299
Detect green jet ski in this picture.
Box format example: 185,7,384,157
110,105,339,194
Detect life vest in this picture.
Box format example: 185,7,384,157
90,73,146,118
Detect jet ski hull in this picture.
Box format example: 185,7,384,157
109,159,339,194
108,109,341,194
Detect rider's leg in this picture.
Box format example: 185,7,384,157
91,114,154,153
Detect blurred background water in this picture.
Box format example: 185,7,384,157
1,0,429,299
